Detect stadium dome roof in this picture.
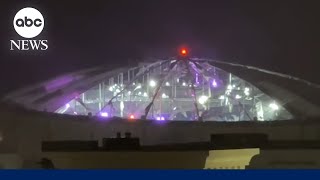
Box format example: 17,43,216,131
3,58,320,122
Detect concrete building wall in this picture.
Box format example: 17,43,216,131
38,149,320,169
1,108,320,168
248,149,320,169
0,154,23,169
41,151,208,169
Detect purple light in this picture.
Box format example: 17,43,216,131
65,103,70,108
156,116,165,121
196,73,199,84
212,79,217,87
45,76,74,91
100,112,109,117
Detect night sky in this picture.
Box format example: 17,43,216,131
0,0,319,96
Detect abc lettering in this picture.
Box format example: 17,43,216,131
16,16,42,27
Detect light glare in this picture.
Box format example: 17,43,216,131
100,112,109,117
269,103,279,110
198,95,209,105
212,79,217,87
180,48,187,56
149,80,156,87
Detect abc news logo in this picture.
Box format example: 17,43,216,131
10,7,48,51
15,16,43,27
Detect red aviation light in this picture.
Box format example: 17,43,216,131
180,48,188,56
128,114,136,122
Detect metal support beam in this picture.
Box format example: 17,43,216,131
99,83,102,111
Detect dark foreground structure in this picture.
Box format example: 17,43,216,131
1,103,320,169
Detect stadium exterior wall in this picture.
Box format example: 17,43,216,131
1,106,320,166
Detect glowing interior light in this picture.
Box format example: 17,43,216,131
162,93,168,98
235,94,242,99
269,103,279,110
177,78,179,83
120,101,124,111
138,91,142,95
244,87,250,96
182,82,187,86
73,111,78,115
129,114,135,119
109,86,113,91
212,79,217,87
143,92,148,97
219,95,225,100
198,95,209,105
100,112,109,117
156,116,165,121
149,80,156,87
60,103,71,114
165,82,170,86
226,84,232,95
134,85,141,90
128,91,131,95
132,82,135,86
